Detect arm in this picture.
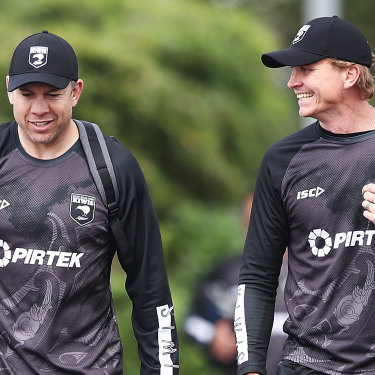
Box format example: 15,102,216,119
235,148,288,375
109,138,179,374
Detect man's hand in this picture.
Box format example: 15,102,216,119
362,183,375,223
209,319,237,363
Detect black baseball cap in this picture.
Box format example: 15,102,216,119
261,16,372,68
8,30,78,92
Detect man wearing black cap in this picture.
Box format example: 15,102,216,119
0,31,179,374
234,16,375,375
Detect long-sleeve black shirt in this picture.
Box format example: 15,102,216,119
0,120,179,374
236,122,375,375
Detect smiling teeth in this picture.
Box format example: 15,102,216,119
33,122,48,126
297,93,313,99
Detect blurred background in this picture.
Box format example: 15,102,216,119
1,0,375,373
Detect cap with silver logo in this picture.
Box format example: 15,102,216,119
8,30,78,92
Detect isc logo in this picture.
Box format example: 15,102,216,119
297,187,325,200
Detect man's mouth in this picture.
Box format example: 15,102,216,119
297,93,314,100
31,121,50,127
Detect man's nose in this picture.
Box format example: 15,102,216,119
287,68,301,89
31,96,49,115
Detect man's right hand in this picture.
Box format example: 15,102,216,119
363,183,375,223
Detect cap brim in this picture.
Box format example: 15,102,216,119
7,72,71,92
261,48,325,68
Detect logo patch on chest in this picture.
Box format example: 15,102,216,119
70,193,95,226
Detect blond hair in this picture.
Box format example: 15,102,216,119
328,54,375,100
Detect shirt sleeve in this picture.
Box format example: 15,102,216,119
234,123,319,375
107,136,179,374
235,145,288,375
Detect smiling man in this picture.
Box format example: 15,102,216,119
234,16,375,375
0,31,179,374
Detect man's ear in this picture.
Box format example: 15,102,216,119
71,79,84,108
344,64,360,89
6,76,14,105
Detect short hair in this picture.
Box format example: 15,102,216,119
328,54,375,100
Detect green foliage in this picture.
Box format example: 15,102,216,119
0,0,299,373
0,0,297,208
344,0,375,52
112,202,246,374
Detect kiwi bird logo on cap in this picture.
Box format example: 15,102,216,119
29,46,48,68
292,25,311,44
